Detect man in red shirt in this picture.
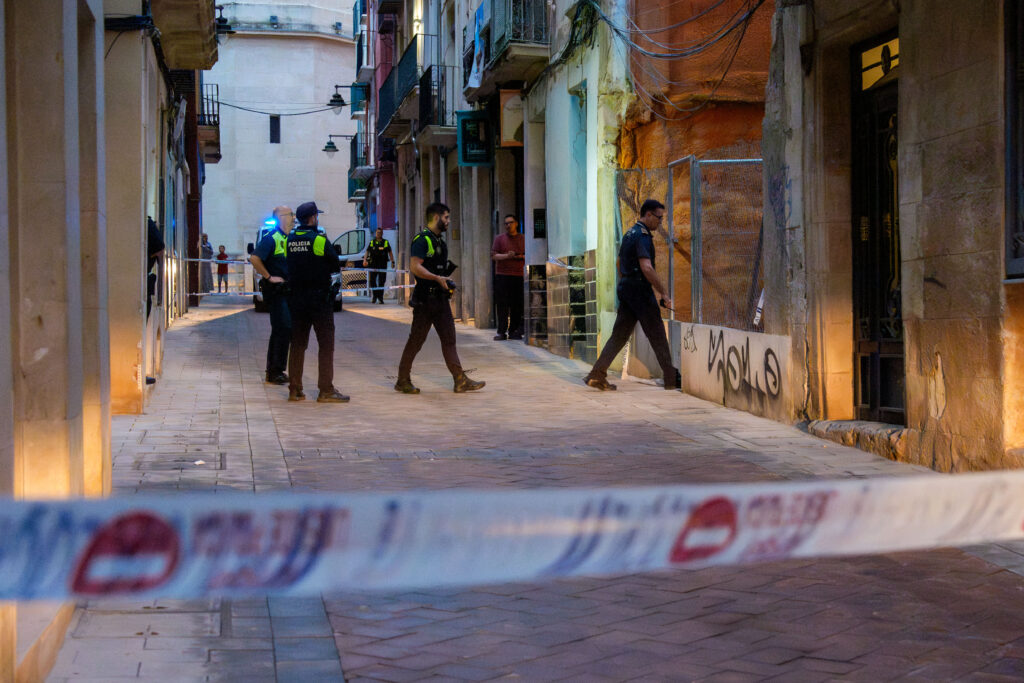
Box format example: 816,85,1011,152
491,214,525,340
216,245,230,292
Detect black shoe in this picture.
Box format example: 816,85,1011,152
288,388,305,401
266,372,289,385
145,376,156,385
493,333,507,341
508,333,523,340
584,376,617,391
394,378,420,394
317,388,350,403
453,373,485,393
667,370,682,390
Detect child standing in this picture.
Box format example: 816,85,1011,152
216,245,230,292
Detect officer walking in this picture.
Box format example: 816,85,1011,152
395,202,485,394
250,205,293,384
584,199,681,391
286,201,349,403
363,227,394,304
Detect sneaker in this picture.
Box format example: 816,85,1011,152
266,372,289,385
493,333,507,341
394,378,420,394
317,388,350,403
453,373,485,393
287,388,305,401
584,376,617,391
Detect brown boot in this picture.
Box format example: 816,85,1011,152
453,373,485,393
288,388,306,401
394,378,420,394
317,388,350,403
584,375,616,391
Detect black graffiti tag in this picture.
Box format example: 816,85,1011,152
707,330,781,399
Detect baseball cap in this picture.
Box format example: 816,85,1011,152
295,201,324,221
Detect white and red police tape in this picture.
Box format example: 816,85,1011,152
2,471,1022,599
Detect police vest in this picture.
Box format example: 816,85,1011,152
286,229,336,292
367,238,391,265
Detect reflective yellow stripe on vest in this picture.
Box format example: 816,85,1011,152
272,231,287,257
313,235,326,257
413,232,434,258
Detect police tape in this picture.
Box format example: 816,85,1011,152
2,470,1023,600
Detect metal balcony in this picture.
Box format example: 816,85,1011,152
348,176,367,202
464,0,549,100
197,83,221,163
377,33,437,138
352,0,365,38
350,82,369,120
418,65,458,146
356,29,374,82
350,133,375,179
376,66,402,137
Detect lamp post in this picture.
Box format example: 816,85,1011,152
328,85,347,114
322,134,353,158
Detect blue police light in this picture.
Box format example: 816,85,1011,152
264,218,277,227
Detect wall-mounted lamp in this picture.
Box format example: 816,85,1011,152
322,134,353,157
327,85,348,114
215,5,235,41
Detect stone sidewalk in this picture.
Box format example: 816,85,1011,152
49,297,1024,681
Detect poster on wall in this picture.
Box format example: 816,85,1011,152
466,1,489,89
457,111,493,167
500,90,524,147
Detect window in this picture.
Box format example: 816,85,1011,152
269,115,280,144
1008,2,1024,277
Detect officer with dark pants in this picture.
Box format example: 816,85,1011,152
286,201,349,403
585,199,680,391
250,205,294,384
395,202,485,394
363,228,394,304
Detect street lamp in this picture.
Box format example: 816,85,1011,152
327,85,347,114
322,134,353,158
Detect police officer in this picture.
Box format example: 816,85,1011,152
286,201,349,403
250,205,293,384
363,228,394,304
395,202,485,394
584,199,680,391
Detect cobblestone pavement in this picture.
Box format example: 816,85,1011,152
50,297,1024,681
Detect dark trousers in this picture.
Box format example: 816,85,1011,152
266,290,291,375
494,274,524,336
398,295,464,380
287,297,335,392
369,269,387,303
589,282,678,384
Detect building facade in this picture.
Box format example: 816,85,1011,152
203,1,360,255
764,0,1021,470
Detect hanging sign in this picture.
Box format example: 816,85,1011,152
457,111,493,167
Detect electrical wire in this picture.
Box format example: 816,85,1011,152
218,101,340,116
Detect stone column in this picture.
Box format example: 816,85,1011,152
8,0,86,497
472,166,493,326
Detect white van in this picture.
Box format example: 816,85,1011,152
248,225,370,312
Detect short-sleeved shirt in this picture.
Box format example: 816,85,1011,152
253,228,289,278
410,229,449,298
619,222,655,286
365,238,393,268
492,232,525,277
216,253,229,275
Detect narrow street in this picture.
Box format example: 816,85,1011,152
49,298,1024,682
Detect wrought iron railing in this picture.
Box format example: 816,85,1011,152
419,65,458,129
356,31,365,73
198,83,219,126
350,133,368,167
376,67,398,134
350,82,368,116
394,34,421,105
490,0,548,63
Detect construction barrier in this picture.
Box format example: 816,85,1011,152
2,470,1023,599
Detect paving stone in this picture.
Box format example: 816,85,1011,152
49,299,1024,681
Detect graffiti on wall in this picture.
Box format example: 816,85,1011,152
679,323,790,417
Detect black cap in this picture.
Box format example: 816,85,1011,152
295,201,323,222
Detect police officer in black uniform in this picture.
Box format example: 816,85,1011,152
363,228,394,304
584,199,680,391
395,202,485,394
250,205,294,384
285,201,349,403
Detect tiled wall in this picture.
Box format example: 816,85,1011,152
525,265,548,348
546,250,598,363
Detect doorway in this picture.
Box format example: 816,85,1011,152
851,32,904,424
